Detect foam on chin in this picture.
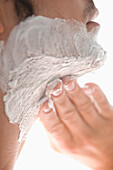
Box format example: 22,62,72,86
0,16,106,142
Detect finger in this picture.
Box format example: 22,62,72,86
39,100,74,149
83,83,113,119
46,79,91,137
62,77,103,128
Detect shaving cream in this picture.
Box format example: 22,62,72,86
0,16,106,142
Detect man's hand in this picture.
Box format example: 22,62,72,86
39,77,113,170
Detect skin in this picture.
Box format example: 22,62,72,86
39,78,113,169
0,0,112,170
0,0,99,42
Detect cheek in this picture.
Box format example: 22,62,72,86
61,0,84,21
70,0,85,22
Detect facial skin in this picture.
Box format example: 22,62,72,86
35,0,99,31
0,0,19,42
0,0,99,42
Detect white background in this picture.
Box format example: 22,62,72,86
14,1,113,170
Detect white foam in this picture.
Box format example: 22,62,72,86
0,16,106,142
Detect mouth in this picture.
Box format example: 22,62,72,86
86,8,100,31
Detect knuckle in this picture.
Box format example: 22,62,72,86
78,99,92,112
61,110,76,122
69,87,81,98
54,93,68,105
48,123,64,136
80,128,94,141
58,136,75,153
40,110,53,121
63,143,75,153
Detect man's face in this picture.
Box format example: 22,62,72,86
34,0,99,32
0,0,106,137
0,0,99,42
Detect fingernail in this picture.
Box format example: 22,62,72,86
62,75,76,84
62,75,76,91
83,85,95,95
64,81,75,91
43,101,52,113
51,82,63,97
48,97,56,112
37,97,49,114
46,79,63,97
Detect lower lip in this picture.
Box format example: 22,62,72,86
87,21,100,27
